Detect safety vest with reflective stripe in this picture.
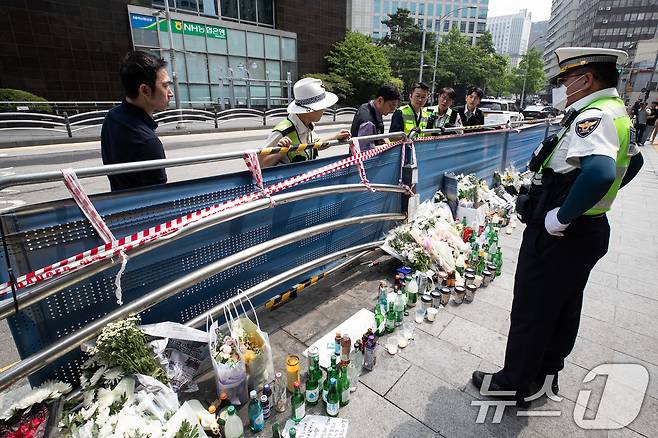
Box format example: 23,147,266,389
546,96,631,215
399,104,429,135
272,118,318,163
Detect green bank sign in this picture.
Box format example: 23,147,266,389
130,13,226,39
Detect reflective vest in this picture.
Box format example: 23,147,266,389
426,106,457,129
399,104,429,135
545,96,631,215
272,118,318,163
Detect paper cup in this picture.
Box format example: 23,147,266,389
426,307,438,322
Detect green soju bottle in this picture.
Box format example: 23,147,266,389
374,304,385,336
494,248,503,276
305,367,319,406
386,302,396,333
289,427,297,438
291,380,305,422
322,364,335,404
272,423,282,438
338,364,350,406
326,377,340,417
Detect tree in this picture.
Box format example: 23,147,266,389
379,9,437,93
301,73,354,103
433,27,479,88
325,31,394,104
509,48,546,103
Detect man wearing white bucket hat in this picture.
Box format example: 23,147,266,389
259,77,351,167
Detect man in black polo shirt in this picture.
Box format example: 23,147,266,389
101,51,173,191
350,84,400,149
456,86,485,128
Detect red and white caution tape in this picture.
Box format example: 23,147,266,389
349,139,375,192
61,169,128,305
243,150,275,207
0,141,401,298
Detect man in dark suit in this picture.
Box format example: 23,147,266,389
456,86,485,129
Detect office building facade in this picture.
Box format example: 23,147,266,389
349,0,490,44
543,0,582,81
486,9,532,67
0,0,347,103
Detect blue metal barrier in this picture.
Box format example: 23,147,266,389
0,123,555,386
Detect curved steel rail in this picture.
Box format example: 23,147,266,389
0,183,407,320
0,212,405,391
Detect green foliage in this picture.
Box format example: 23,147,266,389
509,48,547,101
0,88,52,112
325,31,393,104
175,420,200,438
301,73,354,103
379,9,437,92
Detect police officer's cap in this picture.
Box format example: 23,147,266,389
549,47,628,86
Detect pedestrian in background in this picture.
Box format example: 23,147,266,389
101,51,173,192
635,101,648,146
350,84,401,148
456,86,485,129
426,87,463,133
389,82,430,136
645,101,657,144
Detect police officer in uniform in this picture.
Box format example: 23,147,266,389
472,48,645,405
389,82,430,136
259,78,351,167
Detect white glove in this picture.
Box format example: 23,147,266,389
544,207,569,236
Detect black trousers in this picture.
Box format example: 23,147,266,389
494,215,610,390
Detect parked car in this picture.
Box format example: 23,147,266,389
479,99,524,126
522,105,560,120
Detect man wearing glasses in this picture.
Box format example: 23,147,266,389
389,82,430,136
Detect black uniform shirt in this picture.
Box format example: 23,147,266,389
101,100,167,192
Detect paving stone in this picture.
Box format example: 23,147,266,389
611,350,658,401
314,292,366,324
439,316,508,368
475,284,515,312
568,336,616,371
617,275,658,301
283,308,340,345
398,327,482,390
386,365,531,438
269,328,310,376
340,382,437,438
578,316,658,366
444,293,510,334
414,309,455,337
613,306,658,340
588,269,620,289
519,397,612,438
358,349,411,396
581,295,616,323
584,282,658,318
624,393,658,438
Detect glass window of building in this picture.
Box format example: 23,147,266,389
460,21,467,32
208,54,229,82
257,0,274,25
247,32,264,58
220,0,239,19
374,15,381,29
281,38,296,61
468,22,475,33
186,52,209,83
419,3,425,15
227,29,247,56
266,60,281,80
208,35,228,54
427,4,433,16
240,0,257,22
264,34,280,59
444,21,451,32
375,0,381,13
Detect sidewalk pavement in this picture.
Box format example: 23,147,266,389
1,145,656,436
233,144,658,437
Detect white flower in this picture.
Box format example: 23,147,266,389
89,366,107,386
80,403,99,420
103,367,124,385
82,388,97,408
220,344,232,354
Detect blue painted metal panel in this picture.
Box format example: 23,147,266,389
0,125,557,385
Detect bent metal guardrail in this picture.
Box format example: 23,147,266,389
0,106,359,138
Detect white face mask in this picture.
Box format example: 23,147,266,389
552,74,586,111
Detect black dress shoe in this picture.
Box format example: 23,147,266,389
534,373,559,396
472,371,531,408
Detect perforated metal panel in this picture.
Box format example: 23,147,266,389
0,148,403,386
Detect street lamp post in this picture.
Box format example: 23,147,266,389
429,6,477,99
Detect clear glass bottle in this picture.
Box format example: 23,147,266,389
273,371,287,413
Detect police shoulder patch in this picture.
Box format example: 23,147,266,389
575,117,602,137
